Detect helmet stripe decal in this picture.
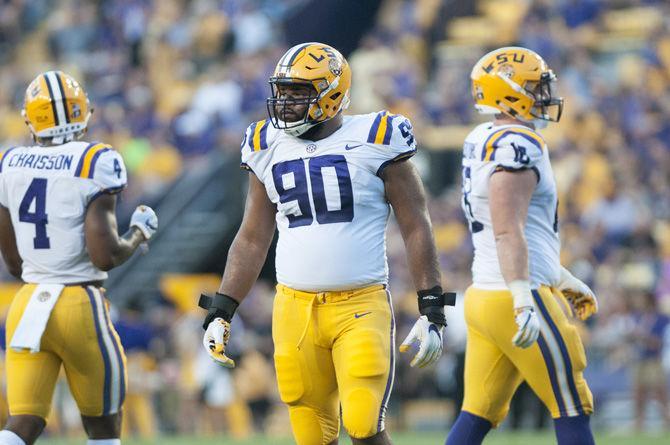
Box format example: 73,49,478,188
286,43,310,67
54,72,70,124
45,71,68,128
42,74,61,127
279,43,311,70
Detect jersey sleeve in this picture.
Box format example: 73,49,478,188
240,119,271,175
90,149,128,194
364,111,418,176
483,128,545,172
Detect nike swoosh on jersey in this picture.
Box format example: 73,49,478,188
345,144,363,150
354,311,372,319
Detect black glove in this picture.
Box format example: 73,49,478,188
198,292,239,330
417,286,456,327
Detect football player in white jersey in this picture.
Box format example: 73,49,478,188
0,71,157,445
446,48,598,445
198,43,455,445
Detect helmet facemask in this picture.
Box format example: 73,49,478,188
266,78,324,137
527,71,563,122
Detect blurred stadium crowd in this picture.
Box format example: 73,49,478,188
1,0,670,439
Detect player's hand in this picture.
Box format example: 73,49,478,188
203,317,235,368
130,205,158,241
399,316,444,368
512,306,541,348
509,280,540,348
556,266,598,321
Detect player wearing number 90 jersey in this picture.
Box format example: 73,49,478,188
200,43,455,445
0,71,157,445
240,109,415,291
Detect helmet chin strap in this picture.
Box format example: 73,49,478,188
279,102,325,137
283,120,318,137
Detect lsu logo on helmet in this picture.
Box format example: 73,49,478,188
471,47,563,123
23,71,92,144
267,42,351,136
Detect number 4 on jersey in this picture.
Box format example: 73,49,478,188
19,178,50,249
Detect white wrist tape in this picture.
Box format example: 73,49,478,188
509,280,533,309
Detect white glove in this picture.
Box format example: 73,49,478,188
509,280,541,349
202,318,235,368
399,316,444,368
556,266,598,321
130,205,158,240
513,306,541,348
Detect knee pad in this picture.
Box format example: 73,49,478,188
342,388,380,439
274,347,307,405
346,329,387,378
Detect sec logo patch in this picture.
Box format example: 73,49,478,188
306,144,317,153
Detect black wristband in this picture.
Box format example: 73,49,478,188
198,292,239,330
417,286,456,326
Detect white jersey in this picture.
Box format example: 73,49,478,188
461,122,560,289
241,111,417,291
0,141,127,284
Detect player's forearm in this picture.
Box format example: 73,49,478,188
3,258,22,279
494,229,530,284
218,232,272,302
103,227,145,270
0,208,22,279
0,245,22,278
402,223,442,291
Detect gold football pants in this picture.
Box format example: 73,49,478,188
5,284,127,419
462,285,593,426
272,284,394,444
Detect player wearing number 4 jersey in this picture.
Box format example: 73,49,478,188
199,42,455,445
0,71,158,445
447,47,597,445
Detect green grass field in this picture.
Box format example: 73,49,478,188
36,431,670,445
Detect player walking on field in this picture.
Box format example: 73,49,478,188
0,71,158,445
446,47,598,445
199,42,455,445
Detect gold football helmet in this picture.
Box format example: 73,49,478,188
22,71,92,144
471,47,563,122
267,42,351,136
